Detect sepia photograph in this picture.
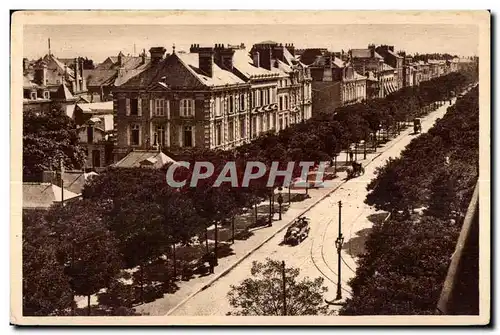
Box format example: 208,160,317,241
10,10,490,326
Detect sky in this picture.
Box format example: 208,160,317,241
23,24,478,63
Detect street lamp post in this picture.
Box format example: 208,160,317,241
335,200,344,301
277,187,283,221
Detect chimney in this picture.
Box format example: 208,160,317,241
389,45,394,52
34,61,47,86
286,43,295,57
214,44,235,71
141,49,147,64
272,44,285,63
74,58,81,92
23,58,28,73
198,47,214,77
117,51,124,67
149,47,166,64
252,44,272,70
252,51,260,67
368,44,375,58
190,44,200,53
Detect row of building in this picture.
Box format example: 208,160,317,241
23,41,472,175
297,44,463,114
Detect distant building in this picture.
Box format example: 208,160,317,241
84,50,150,102
301,49,366,114
375,45,404,90
73,101,114,169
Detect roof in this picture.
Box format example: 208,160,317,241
60,171,98,194
256,40,278,45
387,49,403,58
232,49,276,79
176,53,245,87
381,63,395,71
54,84,75,100
353,71,367,80
351,49,383,59
23,75,38,89
366,71,378,81
114,150,176,169
23,183,80,209
84,69,117,87
76,101,113,114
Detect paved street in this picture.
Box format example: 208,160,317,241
167,100,455,316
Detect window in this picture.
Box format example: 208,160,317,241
229,96,234,114
154,99,167,116
87,126,94,144
260,90,264,106
155,125,166,147
259,115,263,132
249,92,254,108
267,89,271,105
267,113,271,130
30,91,37,100
130,124,140,146
130,98,139,116
118,98,126,115
183,126,193,147
251,117,257,138
240,118,246,139
43,91,50,99
215,123,222,146
215,98,221,117
240,94,245,110
285,96,289,110
228,120,234,142
279,96,283,111
180,99,195,117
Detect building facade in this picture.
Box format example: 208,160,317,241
375,45,404,90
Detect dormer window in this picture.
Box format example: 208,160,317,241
43,91,50,99
30,91,37,100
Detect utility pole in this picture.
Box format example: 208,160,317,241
60,158,64,207
282,260,287,316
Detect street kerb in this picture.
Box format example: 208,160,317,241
164,107,442,316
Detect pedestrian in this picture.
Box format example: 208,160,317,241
349,150,354,162
208,252,216,274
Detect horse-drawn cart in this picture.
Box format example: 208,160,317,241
413,118,422,134
346,161,365,179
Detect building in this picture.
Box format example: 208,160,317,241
112,45,250,161
379,63,398,97
112,42,312,161
73,101,114,169
248,42,312,131
84,51,150,102
300,49,366,114
350,45,385,98
375,45,404,90
23,69,77,115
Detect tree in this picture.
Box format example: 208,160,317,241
227,259,329,316
23,210,73,316
23,107,86,181
45,200,123,315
